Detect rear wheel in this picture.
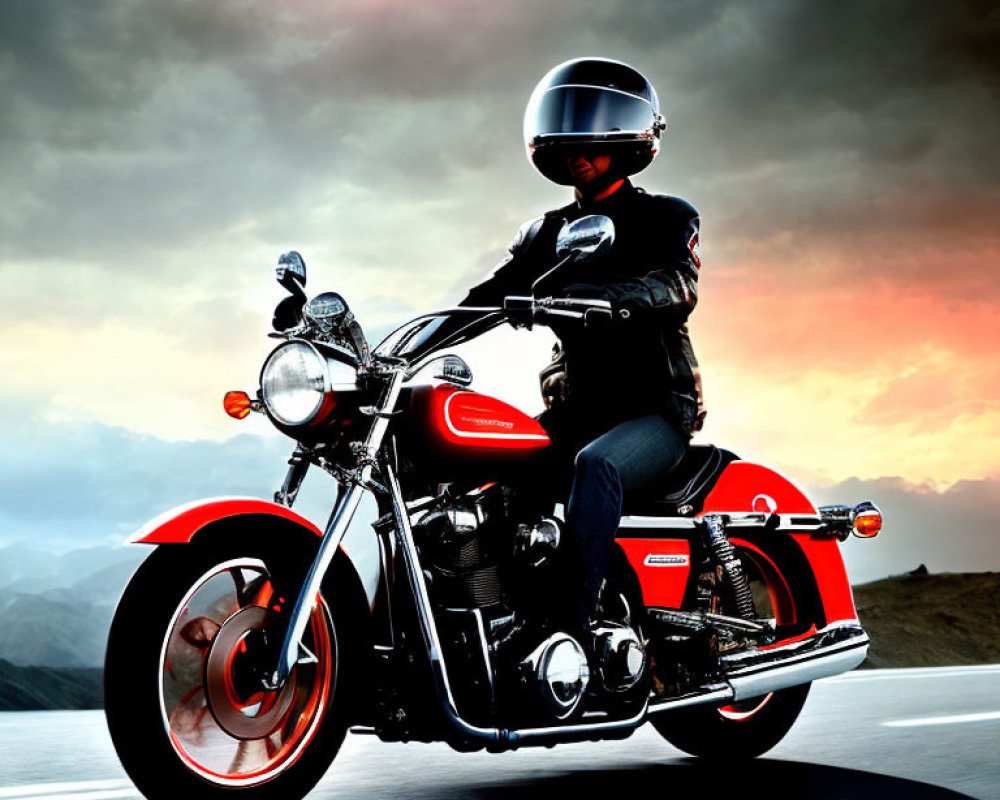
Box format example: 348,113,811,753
105,536,350,799
651,540,814,759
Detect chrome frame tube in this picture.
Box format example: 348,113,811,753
505,703,648,745
383,459,502,741
273,367,407,686
382,458,700,748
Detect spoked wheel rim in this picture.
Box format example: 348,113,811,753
716,541,795,722
158,558,335,786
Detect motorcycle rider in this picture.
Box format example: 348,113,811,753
436,58,705,638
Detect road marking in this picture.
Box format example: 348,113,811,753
884,711,1000,728
822,664,1000,683
0,782,135,799
5,793,138,800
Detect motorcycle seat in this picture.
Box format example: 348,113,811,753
622,445,739,517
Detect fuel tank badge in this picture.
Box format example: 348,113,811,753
643,553,690,567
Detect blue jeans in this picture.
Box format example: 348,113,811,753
539,411,689,628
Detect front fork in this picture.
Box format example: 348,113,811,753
268,366,405,689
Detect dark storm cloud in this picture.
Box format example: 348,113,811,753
0,0,997,329
638,0,1000,293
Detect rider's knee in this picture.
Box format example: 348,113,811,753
574,445,620,490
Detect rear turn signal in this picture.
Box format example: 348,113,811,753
852,502,882,538
224,391,253,420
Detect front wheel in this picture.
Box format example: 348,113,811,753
105,535,349,800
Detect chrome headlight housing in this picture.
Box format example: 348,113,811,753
260,341,357,427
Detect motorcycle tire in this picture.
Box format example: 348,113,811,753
105,533,352,800
651,537,818,759
651,681,810,760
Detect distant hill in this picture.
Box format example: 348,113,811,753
0,545,143,668
0,658,101,710
853,566,1000,668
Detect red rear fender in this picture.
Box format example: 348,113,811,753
703,462,817,515
128,496,322,545
702,462,857,625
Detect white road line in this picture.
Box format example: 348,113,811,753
0,781,133,799
3,792,139,800
884,711,1000,728
822,664,1000,683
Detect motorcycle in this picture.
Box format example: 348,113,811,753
105,216,882,800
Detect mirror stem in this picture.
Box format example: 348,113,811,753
531,253,577,298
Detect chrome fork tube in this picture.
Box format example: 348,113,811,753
273,482,365,686
272,368,406,687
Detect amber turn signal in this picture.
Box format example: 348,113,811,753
852,503,882,538
223,390,253,420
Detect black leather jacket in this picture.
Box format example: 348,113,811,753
461,179,704,433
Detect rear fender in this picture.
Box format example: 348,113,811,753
620,463,858,627
703,463,858,626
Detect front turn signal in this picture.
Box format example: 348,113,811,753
224,390,253,420
852,502,882,538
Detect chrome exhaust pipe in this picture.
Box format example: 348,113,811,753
722,624,869,701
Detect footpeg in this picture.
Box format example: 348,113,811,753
647,607,774,638
513,517,561,567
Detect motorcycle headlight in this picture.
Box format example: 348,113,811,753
260,341,331,426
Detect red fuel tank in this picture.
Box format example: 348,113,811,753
408,384,550,464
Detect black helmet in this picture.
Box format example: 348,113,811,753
524,57,666,185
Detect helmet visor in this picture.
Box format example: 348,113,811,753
525,86,656,144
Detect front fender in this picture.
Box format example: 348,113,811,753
127,496,379,615
128,496,322,544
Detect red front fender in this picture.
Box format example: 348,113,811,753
128,496,322,545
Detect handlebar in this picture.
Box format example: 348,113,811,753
503,295,613,328
373,295,615,367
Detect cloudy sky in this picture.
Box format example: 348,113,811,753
1,0,997,581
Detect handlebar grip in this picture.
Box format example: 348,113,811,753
583,306,614,327
503,296,534,313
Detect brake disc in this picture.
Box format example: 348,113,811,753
204,605,296,740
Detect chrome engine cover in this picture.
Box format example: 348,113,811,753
592,622,647,693
520,632,590,719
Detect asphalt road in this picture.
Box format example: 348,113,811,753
1,666,997,800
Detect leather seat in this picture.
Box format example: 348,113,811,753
622,445,739,517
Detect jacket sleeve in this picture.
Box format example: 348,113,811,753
404,217,543,355
565,203,701,323
460,216,544,307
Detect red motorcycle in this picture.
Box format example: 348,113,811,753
105,219,881,800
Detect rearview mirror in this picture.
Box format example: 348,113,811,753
276,250,307,291
556,215,615,260
272,251,308,332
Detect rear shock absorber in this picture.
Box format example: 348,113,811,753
700,515,756,620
